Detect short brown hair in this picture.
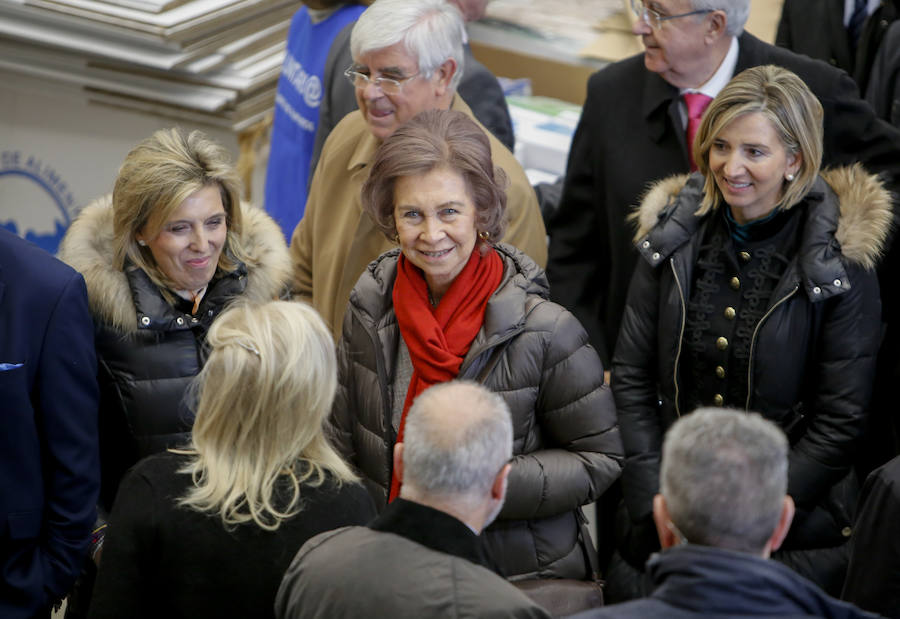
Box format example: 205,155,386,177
694,65,824,216
361,109,508,246
112,127,248,291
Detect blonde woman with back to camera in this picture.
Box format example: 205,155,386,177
87,300,376,618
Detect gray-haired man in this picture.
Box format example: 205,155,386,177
571,408,877,618
274,381,550,619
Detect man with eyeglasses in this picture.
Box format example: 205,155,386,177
545,0,900,596
309,0,515,177
288,0,546,340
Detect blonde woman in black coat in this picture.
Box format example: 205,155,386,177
612,65,890,593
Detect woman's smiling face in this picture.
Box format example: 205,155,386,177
708,112,800,225
393,166,478,301
138,184,227,291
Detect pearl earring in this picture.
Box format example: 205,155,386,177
137,239,147,246
785,173,795,182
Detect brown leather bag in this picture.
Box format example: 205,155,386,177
512,518,605,617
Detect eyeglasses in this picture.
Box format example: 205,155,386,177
630,0,713,30
343,67,421,95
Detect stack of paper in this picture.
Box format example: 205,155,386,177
507,95,581,181
0,0,300,130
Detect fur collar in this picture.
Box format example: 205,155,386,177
631,164,893,270
58,195,292,333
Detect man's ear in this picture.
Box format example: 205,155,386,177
704,10,728,43
393,443,404,484
765,495,795,556
653,494,678,549
491,463,511,501
433,58,457,97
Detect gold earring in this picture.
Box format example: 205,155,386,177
478,230,490,242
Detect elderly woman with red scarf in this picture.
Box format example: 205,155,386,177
330,109,623,581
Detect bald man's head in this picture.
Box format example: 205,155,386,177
402,381,512,500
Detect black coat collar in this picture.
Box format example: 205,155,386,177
369,498,501,574
639,31,771,144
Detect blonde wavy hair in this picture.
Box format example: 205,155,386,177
178,300,357,531
694,65,823,216
112,127,249,293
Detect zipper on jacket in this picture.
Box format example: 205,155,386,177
670,258,687,418
744,284,799,411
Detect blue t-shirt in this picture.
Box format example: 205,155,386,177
265,4,366,239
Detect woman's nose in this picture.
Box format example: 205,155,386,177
723,153,744,176
420,217,444,242
189,226,206,249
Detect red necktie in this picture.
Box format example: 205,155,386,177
684,92,712,171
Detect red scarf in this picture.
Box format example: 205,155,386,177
389,247,503,501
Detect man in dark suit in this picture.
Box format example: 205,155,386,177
546,0,900,366
0,228,100,618
776,0,899,95
308,0,515,178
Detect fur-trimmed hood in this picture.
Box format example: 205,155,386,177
631,164,893,271
59,195,292,333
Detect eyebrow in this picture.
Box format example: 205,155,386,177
397,200,467,210
354,63,409,75
714,138,769,150
166,213,225,225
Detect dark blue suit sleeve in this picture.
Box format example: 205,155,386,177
38,272,100,602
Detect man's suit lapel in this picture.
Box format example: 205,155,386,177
643,69,688,164
827,0,854,69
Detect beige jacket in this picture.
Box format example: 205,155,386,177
289,96,547,338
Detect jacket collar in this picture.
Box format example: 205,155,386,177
58,195,292,333
734,30,775,74
647,545,876,618
350,243,549,352
370,498,499,573
637,31,769,144
632,165,892,301
125,261,248,332
641,62,680,145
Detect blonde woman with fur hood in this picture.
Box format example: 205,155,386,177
611,66,891,593
58,128,292,535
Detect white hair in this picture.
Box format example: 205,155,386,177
350,0,466,90
692,0,749,36
402,380,512,502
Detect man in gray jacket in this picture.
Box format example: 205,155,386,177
274,381,550,619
